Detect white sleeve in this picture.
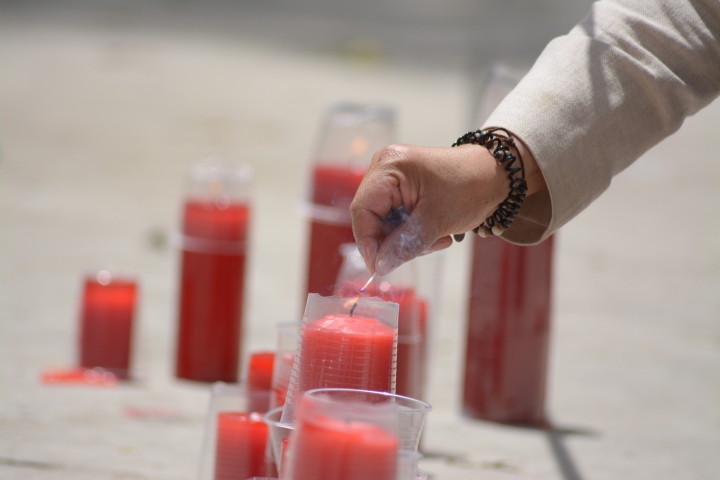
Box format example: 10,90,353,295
484,0,720,244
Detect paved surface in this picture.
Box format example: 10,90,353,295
1,2,719,479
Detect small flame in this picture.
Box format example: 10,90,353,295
344,296,360,310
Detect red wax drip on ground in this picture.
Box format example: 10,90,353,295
290,413,398,480
176,200,250,383
247,351,274,413
305,164,366,297
214,412,268,480
297,314,395,394
79,277,137,379
463,235,554,426
337,282,427,399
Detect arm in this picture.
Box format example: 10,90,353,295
491,0,720,244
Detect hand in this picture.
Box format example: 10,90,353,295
350,140,545,276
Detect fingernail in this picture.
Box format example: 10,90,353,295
376,254,402,276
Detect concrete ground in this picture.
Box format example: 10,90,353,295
1,2,718,479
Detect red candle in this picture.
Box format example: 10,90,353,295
305,164,366,297
336,282,424,399
214,412,268,480
463,235,554,426
248,352,274,413
289,411,398,480
175,200,250,383
79,273,137,379
297,314,395,394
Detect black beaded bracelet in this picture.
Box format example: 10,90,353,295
451,128,528,241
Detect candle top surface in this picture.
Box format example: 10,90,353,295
302,414,399,448
248,351,275,390
305,314,394,335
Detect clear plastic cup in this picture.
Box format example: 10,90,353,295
196,383,268,480
262,407,294,476
397,450,422,480
285,391,401,480
270,323,302,410
280,294,399,425
304,389,431,452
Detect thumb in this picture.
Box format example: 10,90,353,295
374,204,439,276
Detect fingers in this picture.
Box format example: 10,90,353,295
374,203,438,276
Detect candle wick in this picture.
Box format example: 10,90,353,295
349,302,358,317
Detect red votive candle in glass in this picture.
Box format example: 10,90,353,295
297,314,396,394
175,159,253,383
463,235,554,426
302,104,395,298
281,294,399,425
78,269,137,379
248,351,274,414
214,412,268,480
287,394,399,480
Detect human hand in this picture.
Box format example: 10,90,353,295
350,143,505,276
350,140,545,276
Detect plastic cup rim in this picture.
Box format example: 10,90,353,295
263,406,295,430
304,388,432,414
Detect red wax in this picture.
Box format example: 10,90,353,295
297,314,395,394
248,351,274,413
336,282,424,399
176,200,250,383
79,277,137,379
463,235,554,426
214,412,268,480
271,352,295,409
290,412,398,480
305,164,366,297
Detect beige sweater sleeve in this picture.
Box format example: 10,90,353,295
484,0,720,245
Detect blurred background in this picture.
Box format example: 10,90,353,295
1,1,718,479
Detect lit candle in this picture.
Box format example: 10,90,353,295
214,412,268,480
297,314,396,394
337,281,425,399
175,199,250,383
79,270,137,379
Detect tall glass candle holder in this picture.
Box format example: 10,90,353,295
174,158,253,383
280,294,399,425
301,103,395,298
463,236,554,425
78,269,138,379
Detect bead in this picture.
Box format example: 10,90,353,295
453,233,465,242
492,225,504,236
476,226,489,238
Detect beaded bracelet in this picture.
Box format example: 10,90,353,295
451,128,528,241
